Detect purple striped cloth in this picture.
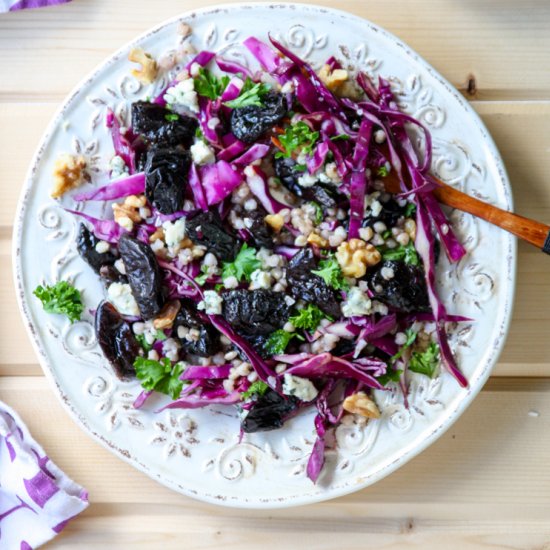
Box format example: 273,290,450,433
0,402,88,549
0,0,71,12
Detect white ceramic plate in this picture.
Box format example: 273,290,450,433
13,3,515,508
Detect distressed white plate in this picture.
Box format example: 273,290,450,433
13,3,515,508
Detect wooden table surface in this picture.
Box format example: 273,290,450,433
1,0,549,547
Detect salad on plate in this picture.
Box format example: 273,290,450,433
34,31,470,482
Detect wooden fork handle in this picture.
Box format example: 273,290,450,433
433,185,550,253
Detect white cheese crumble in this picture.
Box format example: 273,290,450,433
342,287,372,317
114,259,126,274
297,172,318,188
197,290,223,315
164,78,199,113
249,269,272,290
190,139,215,166
110,155,129,179
282,374,319,402
107,283,139,316
94,240,110,254
162,218,186,248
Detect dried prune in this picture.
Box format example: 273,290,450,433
76,224,116,274
241,389,299,433
331,338,355,357
131,101,197,148
244,207,273,249
365,260,430,312
118,233,165,319
286,249,341,318
99,265,127,287
230,92,286,143
144,148,190,214
186,209,240,262
362,198,406,229
222,289,291,336
174,299,219,357
95,301,141,380
273,156,337,208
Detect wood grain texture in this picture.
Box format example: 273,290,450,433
1,0,550,547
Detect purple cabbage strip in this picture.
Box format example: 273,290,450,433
64,209,126,243
216,56,253,78
245,165,287,213
106,109,135,174
188,163,208,211
306,413,326,483
182,364,232,380
217,139,248,162
158,259,203,300
133,389,153,409
73,172,145,202
201,160,243,206
243,36,286,73
306,141,330,174
220,76,244,103
347,119,373,238
161,391,242,410
185,50,215,70
198,97,222,147
232,143,271,166
415,202,468,387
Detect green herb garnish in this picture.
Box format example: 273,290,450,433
241,380,269,400
376,368,403,386
194,68,230,100
381,242,420,266
390,329,417,364
165,113,179,122
224,77,271,109
312,255,349,291
221,243,261,283
409,342,440,378
274,121,319,159
377,165,390,177
309,202,323,225
195,264,210,286
135,334,152,352
263,329,303,355
134,357,185,400
330,134,350,141
289,304,329,333
33,281,83,323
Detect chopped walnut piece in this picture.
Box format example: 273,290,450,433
264,213,284,232
50,154,87,199
153,300,182,330
317,64,349,92
336,238,381,278
149,227,165,243
342,392,381,419
307,232,329,248
112,194,147,231
128,48,158,84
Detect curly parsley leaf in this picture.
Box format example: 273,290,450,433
134,357,185,400
274,121,319,159
194,68,230,100
135,334,152,352
263,329,303,356
377,165,390,177
409,342,440,378
312,255,349,291
221,243,261,282
381,242,420,266
241,380,269,400
33,281,83,323
224,77,271,109
404,202,417,218
390,329,417,364
195,264,210,286
165,113,179,122
376,368,403,386
289,304,330,333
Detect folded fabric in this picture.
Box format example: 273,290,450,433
0,402,88,549
0,0,71,12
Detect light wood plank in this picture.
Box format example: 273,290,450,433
0,0,549,101
0,376,548,547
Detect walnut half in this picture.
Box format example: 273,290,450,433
50,153,87,199
153,300,181,330
342,392,381,419
112,194,146,231
336,238,381,278
128,48,158,84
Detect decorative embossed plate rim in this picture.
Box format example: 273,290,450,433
13,3,515,508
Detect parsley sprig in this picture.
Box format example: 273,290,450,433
289,304,329,333
194,68,230,100
264,329,303,355
312,255,349,291
224,77,271,109
275,121,319,159
134,357,185,400
241,380,269,400
33,281,83,323
390,329,417,363
221,243,261,283
409,342,440,378
381,242,420,266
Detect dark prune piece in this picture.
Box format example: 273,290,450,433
174,299,219,357
144,148,190,214
118,234,165,319
365,260,430,312
362,198,406,229
244,207,273,249
131,101,197,148
241,389,299,433
273,156,337,208
76,224,116,274
222,289,291,336
230,92,286,143
95,301,140,380
186,209,240,262
99,265,127,287
331,338,355,357
286,249,341,318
